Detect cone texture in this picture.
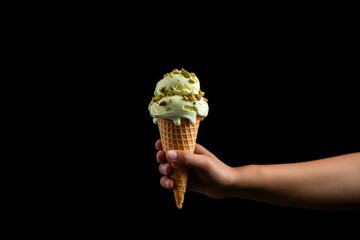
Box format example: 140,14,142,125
157,117,200,209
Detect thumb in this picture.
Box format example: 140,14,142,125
166,150,208,169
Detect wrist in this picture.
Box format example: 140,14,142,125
227,165,258,198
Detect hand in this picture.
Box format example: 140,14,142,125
155,139,234,199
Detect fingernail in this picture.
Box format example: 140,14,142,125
167,150,177,162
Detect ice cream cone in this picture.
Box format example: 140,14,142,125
149,68,208,208
157,116,201,209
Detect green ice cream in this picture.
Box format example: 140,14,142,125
148,68,209,126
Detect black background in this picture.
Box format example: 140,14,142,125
55,58,359,235
27,9,360,237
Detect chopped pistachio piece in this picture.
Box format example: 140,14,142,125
180,68,191,78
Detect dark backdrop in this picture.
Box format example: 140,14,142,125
40,18,360,236
55,58,359,234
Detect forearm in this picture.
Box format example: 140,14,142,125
229,152,360,211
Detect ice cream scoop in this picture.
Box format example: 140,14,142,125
149,68,209,126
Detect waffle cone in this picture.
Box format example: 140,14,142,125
157,117,201,209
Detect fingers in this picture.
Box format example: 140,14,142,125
159,163,172,175
160,176,174,189
156,149,167,163
155,139,162,150
155,139,216,190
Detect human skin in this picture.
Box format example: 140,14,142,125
156,139,360,211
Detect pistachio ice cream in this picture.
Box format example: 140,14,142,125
148,68,209,126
